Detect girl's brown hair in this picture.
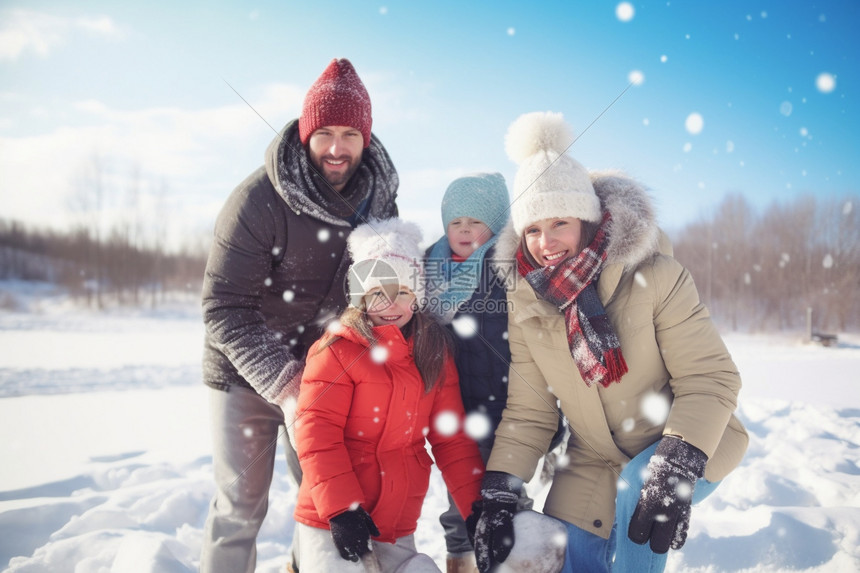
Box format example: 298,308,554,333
317,304,454,393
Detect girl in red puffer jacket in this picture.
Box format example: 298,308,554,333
291,218,485,573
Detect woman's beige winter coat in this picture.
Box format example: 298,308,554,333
487,171,749,540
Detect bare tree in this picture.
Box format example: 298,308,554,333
674,218,713,307
708,194,757,330
756,196,817,329
148,178,170,309
674,193,859,333
116,163,146,305
816,197,860,331
67,154,109,309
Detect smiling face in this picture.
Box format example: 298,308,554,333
307,125,364,191
524,217,583,267
363,285,416,329
446,217,493,259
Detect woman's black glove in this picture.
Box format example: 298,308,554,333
329,507,380,562
628,436,708,553
472,471,523,573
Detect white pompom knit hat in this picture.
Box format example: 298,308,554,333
505,111,602,235
346,218,426,308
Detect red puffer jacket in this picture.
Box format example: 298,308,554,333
293,322,484,542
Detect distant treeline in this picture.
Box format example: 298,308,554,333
1,192,859,332
0,218,208,309
673,193,860,333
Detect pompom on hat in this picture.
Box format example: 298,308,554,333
505,111,601,235
299,58,372,148
441,172,510,235
346,218,426,308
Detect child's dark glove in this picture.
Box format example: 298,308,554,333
465,499,482,547
472,471,523,572
628,436,708,553
329,507,380,562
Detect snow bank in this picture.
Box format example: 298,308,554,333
1,298,859,572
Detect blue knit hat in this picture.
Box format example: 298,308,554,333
440,172,510,235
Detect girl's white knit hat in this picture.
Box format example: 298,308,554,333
505,111,602,235
346,218,426,308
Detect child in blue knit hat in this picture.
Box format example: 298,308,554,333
425,173,523,572
425,173,511,322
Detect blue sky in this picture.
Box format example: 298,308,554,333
1,1,858,248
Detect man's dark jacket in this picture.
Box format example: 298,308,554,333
202,120,399,403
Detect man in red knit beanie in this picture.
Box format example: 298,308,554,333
200,58,399,573
298,58,374,192
299,58,372,148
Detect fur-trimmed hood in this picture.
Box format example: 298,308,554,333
495,170,667,269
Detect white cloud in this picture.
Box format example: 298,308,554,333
72,99,111,115
75,15,121,38
0,82,305,237
0,9,122,61
0,68,442,247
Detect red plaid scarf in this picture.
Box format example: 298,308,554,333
516,212,628,388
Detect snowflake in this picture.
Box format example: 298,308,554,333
816,72,836,93
685,112,704,135
370,346,388,364
465,411,492,440
452,316,478,339
434,410,460,437
641,393,670,425
616,2,635,22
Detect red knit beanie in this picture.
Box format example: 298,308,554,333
299,58,372,148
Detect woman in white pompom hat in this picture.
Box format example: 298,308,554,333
469,112,749,573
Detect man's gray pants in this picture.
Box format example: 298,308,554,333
200,386,302,573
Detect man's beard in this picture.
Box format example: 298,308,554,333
315,154,361,191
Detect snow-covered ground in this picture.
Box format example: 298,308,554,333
1,283,859,572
